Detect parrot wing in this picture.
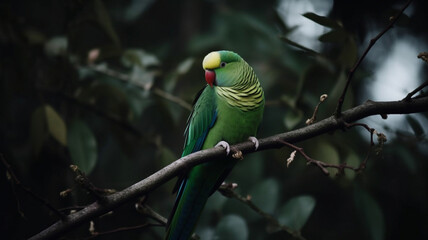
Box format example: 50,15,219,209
167,85,217,227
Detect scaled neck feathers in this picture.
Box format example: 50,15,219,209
215,64,264,112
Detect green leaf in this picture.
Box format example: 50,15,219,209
406,115,424,137
30,105,67,154
198,227,215,240
354,188,385,240
68,120,97,175
121,49,160,68
23,28,46,45
120,49,159,92
249,178,280,214
176,58,194,75
94,0,120,47
30,106,49,155
302,12,342,29
44,36,68,57
279,36,320,56
44,105,67,146
277,195,316,231
283,110,303,130
319,29,347,43
215,215,248,240
125,87,153,119
120,0,154,22
280,94,297,108
129,64,156,90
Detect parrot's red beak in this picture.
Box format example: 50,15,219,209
205,70,215,87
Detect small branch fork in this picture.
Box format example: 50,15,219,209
280,120,384,176
301,93,380,175
402,53,428,101
82,197,166,240
403,80,428,101
218,183,306,240
70,171,167,239
135,196,167,226
335,0,414,116
280,139,355,176
403,51,428,100
70,165,116,203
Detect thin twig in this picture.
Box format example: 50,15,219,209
306,94,328,125
70,165,116,203
218,183,306,240
403,80,428,101
343,122,377,171
153,88,192,111
282,122,379,175
60,188,73,198
82,222,164,240
89,65,192,111
1,153,67,220
344,122,375,146
417,52,428,63
335,0,413,116
58,206,86,213
135,196,167,225
278,139,365,176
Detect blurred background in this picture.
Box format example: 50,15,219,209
1,0,428,239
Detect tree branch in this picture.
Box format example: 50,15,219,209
29,97,428,240
335,0,413,116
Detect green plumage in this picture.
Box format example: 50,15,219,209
166,50,264,240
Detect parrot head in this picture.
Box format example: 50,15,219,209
202,50,244,87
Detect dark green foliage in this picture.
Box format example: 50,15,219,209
1,0,428,239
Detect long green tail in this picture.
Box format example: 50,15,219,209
166,160,233,240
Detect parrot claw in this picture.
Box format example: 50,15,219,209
248,136,259,151
215,141,230,155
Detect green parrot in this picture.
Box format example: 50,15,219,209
165,50,265,239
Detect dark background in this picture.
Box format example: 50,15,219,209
1,0,427,239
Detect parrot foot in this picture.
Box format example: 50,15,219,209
248,136,259,151
215,141,230,155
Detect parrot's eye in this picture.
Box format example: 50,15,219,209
220,62,227,68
